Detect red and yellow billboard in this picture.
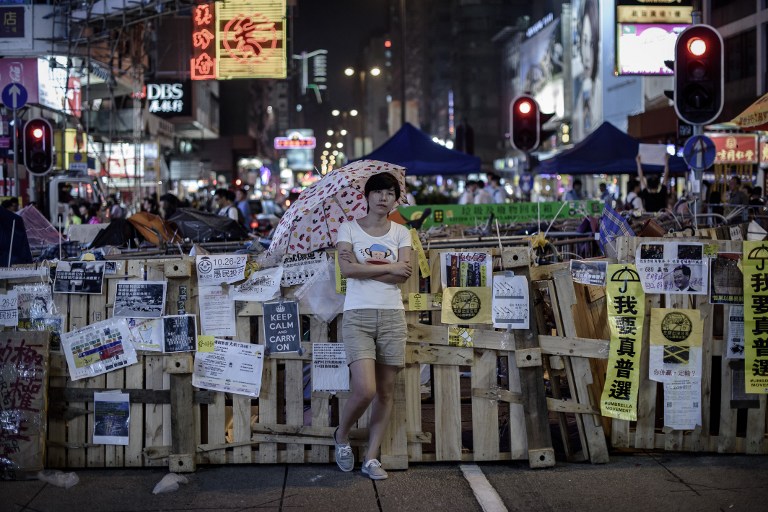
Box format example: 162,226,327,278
710,134,759,164
192,0,286,80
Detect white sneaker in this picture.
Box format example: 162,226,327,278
333,427,354,472
361,458,388,480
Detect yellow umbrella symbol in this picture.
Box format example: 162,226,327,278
610,266,641,294
747,245,768,271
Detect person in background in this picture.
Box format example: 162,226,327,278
727,176,749,222
487,174,508,204
68,203,83,226
334,172,412,480
458,180,478,205
86,203,102,224
625,179,644,212
636,154,669,212
749,186,765,206
159,193,180,220
598,183,613,205
234,188,250,222
2,197,19,212
473,180,494,204
107,194,124,220
214,188,241,223
142,196,160,215
564,179,585,201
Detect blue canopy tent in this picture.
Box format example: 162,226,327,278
360,123,482,175
537,121,689,175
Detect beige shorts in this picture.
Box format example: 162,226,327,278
341,309,407,367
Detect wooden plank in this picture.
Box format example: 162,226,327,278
380,370,409,469
403,362,423,461
205,392,227,464
308,316,331,463
746,395,768,454
663,293,686,452
717,312,738,453
470,349,499,461
169,373,196,472
257,314,278,463
85,288,109,468
104,261,127,467
634,294,661,449
143,355,165,466
506,352,528,460
407,345,473,366
66,293,89,468
433,364,462,460
124,260,145,467
284,359,305,463
690,296,713,451
233,315,254,463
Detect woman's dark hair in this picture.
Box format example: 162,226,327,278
364,172,401,201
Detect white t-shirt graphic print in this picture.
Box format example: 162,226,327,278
336,220,411,311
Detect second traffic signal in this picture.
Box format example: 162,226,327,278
23,118,53,176
674,24,724,125
510,95,540,152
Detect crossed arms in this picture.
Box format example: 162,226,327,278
336,242,412,284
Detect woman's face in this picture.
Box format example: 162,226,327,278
580,16,593,77
367,187,397,214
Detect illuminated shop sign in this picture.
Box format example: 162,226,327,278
144,81,192,117
192,0,287,80
274,133,316,149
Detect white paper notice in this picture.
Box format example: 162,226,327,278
491,274,529,329
199,285,237,337
636,242,708,295
231,266,283,301
93,392,130,445
61,318,138,380
663,381,701,430
312,343,349,392
281,251,326,287
193,339,264,397
196,254,247,284
0,289,18,327
638,143,668,166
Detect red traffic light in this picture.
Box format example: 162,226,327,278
31,127,44,140
23,118,54,176
510,95,540,152
687,37,707,57
673,24,723,125
517,100,533,115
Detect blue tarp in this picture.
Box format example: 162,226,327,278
361,123,481,175
537,121,689,175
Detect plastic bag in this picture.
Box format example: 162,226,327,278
152,473,189,495
294,259,345,323
37,470,79,489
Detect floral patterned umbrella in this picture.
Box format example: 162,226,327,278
267,160,408,255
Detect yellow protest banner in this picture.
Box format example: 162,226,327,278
197,335,215,353
441,287,492,324
332,251,347,295
742,241,768,393
601,264,645,421
410,228,431,278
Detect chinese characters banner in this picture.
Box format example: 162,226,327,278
601,264,646,421
710,134,758,164
216,0,287,79
191,1,217,79
741,241,768,393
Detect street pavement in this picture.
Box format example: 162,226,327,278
3,452,768,512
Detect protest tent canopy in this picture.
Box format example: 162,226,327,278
360,122,482,175
537,121,689,175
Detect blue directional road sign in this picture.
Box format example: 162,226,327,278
1,83,28,110
682,134,716,171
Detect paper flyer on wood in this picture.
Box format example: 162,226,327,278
230,266,283,301
61,318,138,380
648,308,703,383
635,242,708,295
195,254,247,285
192,339,264,397
199,285,237,337
491,274,529,329
312,343,349,392
93,392,130,445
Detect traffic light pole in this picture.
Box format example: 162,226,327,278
12,108,18,197
691,9,703,216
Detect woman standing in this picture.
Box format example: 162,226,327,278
333,172,412,480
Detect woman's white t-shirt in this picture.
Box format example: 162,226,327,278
336,220,411,311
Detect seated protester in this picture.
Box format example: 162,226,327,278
636,154,669,212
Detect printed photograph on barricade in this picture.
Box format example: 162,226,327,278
726,306,745,360
648,308,703,383
312,343,349,392
709,253,743,305
635,242,708,295
113,281,167,317
162,314,198,353
569,259,607,287
127,317,164,352
61,318,138,380
193,339,264,397
263,300,301,354
281,251,326,287
14,283,53,319
53,261,105,294
93,392,130,445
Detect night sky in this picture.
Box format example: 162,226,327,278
292,0,390,111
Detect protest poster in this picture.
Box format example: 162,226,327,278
230,266,283,301
569,260,608,287
741,241,768,393
195,254,247,285
192,339,264,397
281,251,326,287
648,308,703,383
113,281,167,317
491,274,529,329
600,265,645,421
663,381,701,430
726,305,745,360
61,318,138,380
440,251,492,289
198,285,236,337
635,242,708,295
162,314,197,353
312,343,349,392
14,283,53,319
93,392,130,445
0,265,47,280
441,287,492,325
262,300,302,353
53,261,105,294
126,317,163,352
0,290,18,327
29,315,65,352
709,253,743,305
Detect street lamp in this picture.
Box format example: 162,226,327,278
343,66,382,157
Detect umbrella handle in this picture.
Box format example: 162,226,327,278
620,280,628,294
759,259,766,272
